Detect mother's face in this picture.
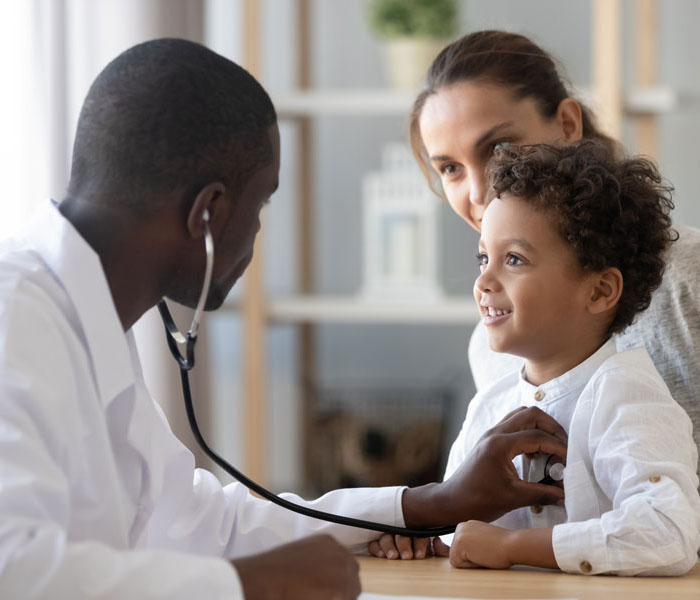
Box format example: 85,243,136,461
418,81,582,231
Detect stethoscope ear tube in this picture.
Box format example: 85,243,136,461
157,302,196,370
157,220,456,537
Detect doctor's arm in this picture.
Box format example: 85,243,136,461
0,401,246,599
369,406,567,559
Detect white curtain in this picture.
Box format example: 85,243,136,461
0,0,215,468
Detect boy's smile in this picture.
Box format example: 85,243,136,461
474,194,607,385
481,305,513,325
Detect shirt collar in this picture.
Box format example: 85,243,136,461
517,338,617,404
26,200,134,407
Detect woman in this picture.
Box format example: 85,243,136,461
370,29,700,561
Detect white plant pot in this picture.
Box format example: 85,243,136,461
382,37,446,90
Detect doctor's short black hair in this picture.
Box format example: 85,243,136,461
486,140,677,336
68,38,277,214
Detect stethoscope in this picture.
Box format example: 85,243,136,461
538,454,565,486
156,209,456,538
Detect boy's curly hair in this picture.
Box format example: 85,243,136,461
486,140,677,336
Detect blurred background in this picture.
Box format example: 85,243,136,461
2,0,699,496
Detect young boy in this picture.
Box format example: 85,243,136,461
371,140,700,575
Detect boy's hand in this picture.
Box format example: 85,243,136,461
449,522,557,570
367,534,450,559
449,521,514,569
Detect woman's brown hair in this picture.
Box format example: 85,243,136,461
409,30,620,198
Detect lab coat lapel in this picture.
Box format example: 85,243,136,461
29,201,134,408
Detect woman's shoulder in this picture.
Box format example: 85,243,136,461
665,224,700,276
619,222,700,341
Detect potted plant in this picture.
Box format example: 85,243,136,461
367,0,459,89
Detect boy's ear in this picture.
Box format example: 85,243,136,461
587,267,623,315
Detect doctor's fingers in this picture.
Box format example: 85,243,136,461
492,429,567,462
512,478,565,508
487,406,568,444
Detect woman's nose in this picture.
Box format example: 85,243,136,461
468,169,487,207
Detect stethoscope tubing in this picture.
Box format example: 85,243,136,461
156,214,456,538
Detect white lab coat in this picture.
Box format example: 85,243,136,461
444,339,700,575
0,202,405,599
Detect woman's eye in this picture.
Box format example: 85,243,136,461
439,163,457,176
505,253,524,266
476,252,488,267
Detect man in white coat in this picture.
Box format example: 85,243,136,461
0,39,568,599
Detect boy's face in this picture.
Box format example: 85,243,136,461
474,195,596,364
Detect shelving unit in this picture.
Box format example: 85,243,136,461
274,86,677,119
225,295,481,324
237,0,667,488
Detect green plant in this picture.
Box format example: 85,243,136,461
368,0,458,39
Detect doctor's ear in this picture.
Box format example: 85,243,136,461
587,267,623,315
187,182,226,238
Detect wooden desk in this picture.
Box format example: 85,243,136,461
358,556,700,599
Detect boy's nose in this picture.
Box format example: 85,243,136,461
475,270,494,295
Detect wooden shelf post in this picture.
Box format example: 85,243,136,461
592,0,623,140
242,0,266,484
634,0,659,158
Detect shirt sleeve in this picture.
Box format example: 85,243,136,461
220,482,406,557
0,398,243,599
552,362,700,576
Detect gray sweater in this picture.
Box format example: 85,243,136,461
468,224,700,483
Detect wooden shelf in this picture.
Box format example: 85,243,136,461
272,86,678,118
625,86,678,114
225,294,481,324
273,88,416,117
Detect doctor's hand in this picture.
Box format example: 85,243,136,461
233,534,361,599
401,406,567,529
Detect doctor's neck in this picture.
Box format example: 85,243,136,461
58,195,173,332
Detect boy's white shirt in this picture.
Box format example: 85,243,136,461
444,339,700,575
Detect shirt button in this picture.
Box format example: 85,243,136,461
579,560,593,574
534,390,545,401
649,474,661,483
530,505,543,514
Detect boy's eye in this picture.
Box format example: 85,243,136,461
505,253,524,266
476,252,488,267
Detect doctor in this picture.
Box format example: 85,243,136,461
0,39,567,599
